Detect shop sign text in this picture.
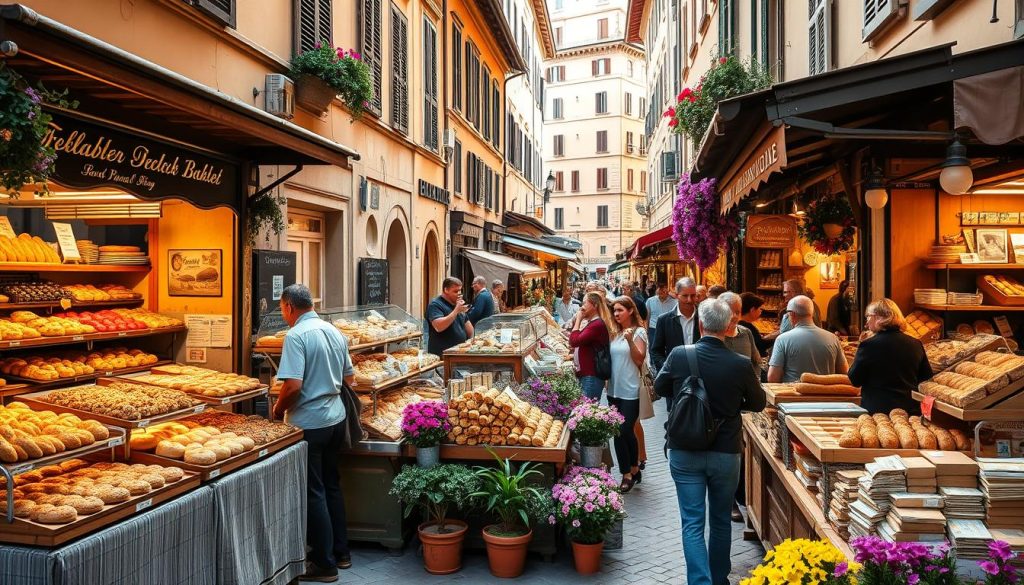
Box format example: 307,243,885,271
745,214,798,248
720,126,787,213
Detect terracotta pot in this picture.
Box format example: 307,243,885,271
823,223,844,238
571,539,604,575
418,520,468,575
294,74,337,115
482,525,533,578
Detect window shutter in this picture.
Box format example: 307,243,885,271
360,0,383,115
390,5,409,133
592,60,598,76
297,0,318,52
863,0,898,41
492,83,500,149
196,0,236,27
809,0,831,75
451,25,462,113
423,18,439,149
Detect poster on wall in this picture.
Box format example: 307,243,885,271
169,249,223,296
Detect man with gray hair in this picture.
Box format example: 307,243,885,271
467,275,495,325
651,277,700,372
768,295,847,383
767,278,821,339
654,298,766,585
719,292,762,375
491,280,505,312
274,284,355,581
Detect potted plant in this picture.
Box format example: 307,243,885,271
401,399,451,468
471,450,552,578
289,43,373,119
518,372,583,421
740,538,860,585
389,463,480,575
567,401,624,468
550,466,625,575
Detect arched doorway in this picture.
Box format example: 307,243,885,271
422,229,441,311
385,218,408,310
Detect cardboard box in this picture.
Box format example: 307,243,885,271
890,493,944,509
921,451,979,476
901,457,937,479
937,475,979,488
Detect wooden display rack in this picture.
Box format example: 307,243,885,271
913,375,1024,421
401,425,572,465
442,344,537,383
0,324,187,351
763,384,862,406
350,362,442,394
112,371,269,406
785,415,965,464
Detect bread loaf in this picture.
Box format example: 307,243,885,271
794,383,860,396
799,373,852,386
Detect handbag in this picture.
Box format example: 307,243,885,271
638,364,655,420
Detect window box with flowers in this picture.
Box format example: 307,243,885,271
289,43,373,119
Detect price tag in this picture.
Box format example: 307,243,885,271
193,405,206,414
135,498,153,512
118,331,128,337
109,436,124,447
0,216,16,239
921,395,935,420
258,448,269,458
72,335,85,341
51,222,81,262
137,419,151,428
7,341,20,347
60,298,73,310
220,397,231,405
994,316,1014,338
10,463,32,475
500,329,515,344
368,309,385,321
208,469,221,479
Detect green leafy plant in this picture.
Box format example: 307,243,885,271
246,191,286,245
0,63,78,195
472,448,552,537
290,43,374,121
389,463,481,533
664,55,772,147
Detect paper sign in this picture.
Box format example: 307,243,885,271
51,222,81,262
60,298,73,310
272,275,284,301
185,314,232,348
0,216,16,239
186,347,207,363
959,253,980,264
258,448,269,458
109,437,124,447
208,469,221,479
921,395,935,419
994,316,1013,338
500,329,515,344
135,499,153,512
209,316,232,348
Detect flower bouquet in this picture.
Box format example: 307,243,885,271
567,401,624,447
742,538,860,585
401,399,451,467
518,372,583,421
550,466,625,573
671,173,738,270
850,535,958,585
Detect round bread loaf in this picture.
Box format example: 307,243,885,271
183,448,217,465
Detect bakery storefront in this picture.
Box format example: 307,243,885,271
690,40,1024,560
0,7,356,583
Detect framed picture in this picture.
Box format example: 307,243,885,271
963,229,976,253
169,249,223,297
1011,234,1024,264
976,229,1009,263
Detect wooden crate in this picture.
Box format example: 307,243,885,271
786,416,952,464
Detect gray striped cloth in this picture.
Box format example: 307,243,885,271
211,442,307,585
0,543,53,585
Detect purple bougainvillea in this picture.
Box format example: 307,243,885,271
671,173,738,269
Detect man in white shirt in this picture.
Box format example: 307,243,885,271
651,277,700,411
553,286,580,325
645,282,676,343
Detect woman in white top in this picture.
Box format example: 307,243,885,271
608,295,647,492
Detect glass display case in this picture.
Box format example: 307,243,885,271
253,305,422,352
444,314,538,355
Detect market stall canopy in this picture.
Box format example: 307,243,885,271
503,235,578,261
954,66,1024,145
629,225,673,259
463,249,548,285
567,261,586,275
607,260,630,274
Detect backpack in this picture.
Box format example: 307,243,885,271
666,345,722,450
593,344,612,381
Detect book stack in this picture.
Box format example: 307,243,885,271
922,450,979,489
849,456,907,537
940,487,986,520
979,460,1024,529
794,452,822,494
902,457,938,494
880,499,947,543
948,518,992,561
829,469,865,539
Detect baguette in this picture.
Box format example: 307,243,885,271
800,373,852,386
794,382,860,396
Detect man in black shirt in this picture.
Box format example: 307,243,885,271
426,277,474,355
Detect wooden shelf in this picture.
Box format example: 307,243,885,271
0,325,186,351
757,286,783,291
913,374,1024,421
350,362,442,393
0,262,150,273
2,360,174,390
757,265,783,270
0,299,144,312
916,303,1024,312
925,263,1024,270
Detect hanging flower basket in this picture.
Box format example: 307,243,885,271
294,74,337,116
290,43,374,121
798,194,856,255
671,173,738,270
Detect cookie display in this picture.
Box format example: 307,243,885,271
0,348,159,381
35,382,201,421
131,365,262,398
131,421,256,462
179,411,299,445
358,385,445,441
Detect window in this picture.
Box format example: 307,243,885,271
555,171,565,191
555,26,563,46
640,170,647,192
863,0,899,42
600,245,607,255
465,41,479,127
452,24,462,112
422,17,439,147
598,17,609,38
552,97,563,119
569,170,578,191
809,0,831,75
482,67,491,140
359,0,383,115
492,82,500,149
624,92,632,115
296,0,330,53
389,5,409,133
592,58,610,76
453,140,462,194
626,131,634,153
596,130,608,153
718,0,737,55
287,210,325,309
553,134,564,157
1017,0,1024,39
555,0,563,9
597,168,608,190
193,0,236,27
554,208,564,230
627,60,634,77
640,96,647,118
597,205,609,227
546,65,565,82
595,91,608,114
639,133,647,155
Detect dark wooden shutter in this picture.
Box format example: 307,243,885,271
297,0,318,53
592,60,598,76
390,5,409,133
451,25,462,113
423,18,439,150
482,69,491,140
359,0,383,115
491,82,500,149
196,0,236,28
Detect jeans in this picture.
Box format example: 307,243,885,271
580,375,605,401
305,420,349,570
668,449,742,585
607,397,640,475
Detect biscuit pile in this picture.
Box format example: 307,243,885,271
447,387,564,447
837,410,970,451
181,411,298,445
447,329,523,354
132,364,261,398
919,350,1024,407
0,233,61,264
982,274,1024,297
0,459,185,524
38,382,201,421
130,421,255,465
332,314,418,346
64,284,141,302
0,402,109,463
905,310,942,340
0,311,95,338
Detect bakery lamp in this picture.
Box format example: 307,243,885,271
863,169,888,209
939,139,973,195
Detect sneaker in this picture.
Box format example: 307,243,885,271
299,564,339,583
336,554,352,570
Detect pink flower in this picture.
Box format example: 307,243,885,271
719,57,728,64
663,106,676,118
572,519,581,528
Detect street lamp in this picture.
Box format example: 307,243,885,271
540,171,556,221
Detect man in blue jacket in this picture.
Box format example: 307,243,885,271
467,276,495,325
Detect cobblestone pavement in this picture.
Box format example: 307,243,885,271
337,406,767,584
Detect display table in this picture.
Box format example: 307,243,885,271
742,414,854,560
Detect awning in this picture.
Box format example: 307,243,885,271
568,261,586,275
463,249,547,286
629,225,673,259
503,235,577,261
607,260,631,274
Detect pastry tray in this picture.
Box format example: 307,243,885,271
785,415,965,464
0,360,174,388
0,427,126,478
113,371,269,406
128,427,303,482
0,471,200,546
17,381,206,430
404,424,571,463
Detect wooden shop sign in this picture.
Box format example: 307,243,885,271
43,111,239,209
720,125,787,213
746,214,797,248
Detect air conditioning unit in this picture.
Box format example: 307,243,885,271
264,74,295,119
443,128,457,151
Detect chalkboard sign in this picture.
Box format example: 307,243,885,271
359,258,389,305
252,249,296,333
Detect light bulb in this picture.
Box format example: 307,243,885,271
864,187,888,209
940,165,974,195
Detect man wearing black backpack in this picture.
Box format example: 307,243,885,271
654,298,766,585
